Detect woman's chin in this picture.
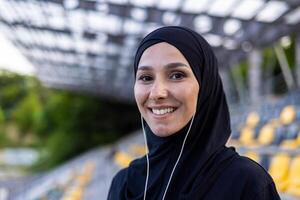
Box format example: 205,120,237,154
151,126,178,137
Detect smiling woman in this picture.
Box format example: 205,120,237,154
108,26,280,200
134,42,199,137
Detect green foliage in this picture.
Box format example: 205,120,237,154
283,37,295,69
231,61,248,91
0,70,140,170
0,132,9,147
33,91,139,170
13,92,43,133
39,91,139,135
0,107,5,124
0,71,28,115
45,131,78,168
262,48,276,71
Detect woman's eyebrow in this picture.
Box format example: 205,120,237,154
137,66,152,71
137,62,188,71
165,62,188,69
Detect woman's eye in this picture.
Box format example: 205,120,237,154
170,72,185,80
138,75,153,82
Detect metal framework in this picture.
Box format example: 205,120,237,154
0,0,300,101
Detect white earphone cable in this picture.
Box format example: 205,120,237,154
141,115,195,200
161,115,195,200
141,116,150,200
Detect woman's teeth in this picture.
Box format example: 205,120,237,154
152,108,175,115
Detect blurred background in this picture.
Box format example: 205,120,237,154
0,0,300,199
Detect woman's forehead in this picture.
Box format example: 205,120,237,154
138,42,189,67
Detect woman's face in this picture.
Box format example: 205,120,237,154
134,42,199,137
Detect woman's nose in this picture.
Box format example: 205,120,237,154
149,80,168,100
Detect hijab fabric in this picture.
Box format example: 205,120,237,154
111,26,237,200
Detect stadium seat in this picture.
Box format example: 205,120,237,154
239,127,256,146
286,156,300,197
280,105,296,125
257,124,276,146
268,153,290,192
279,124,300,147
78,162,95,187
244,151,260,163
130,144,147,157
114,151,133,168
61,161,95,200
280,140,299,149
62,187,83,200
246,112,260,128
297,131,300,144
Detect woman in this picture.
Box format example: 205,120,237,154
108,26,280,200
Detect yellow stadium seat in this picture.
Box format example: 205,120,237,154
78,173,92,186
280,105,296,125
257,124,275,145
239,127,255,146
280,140,299,149
244,151,260,163
246,112,260,128
286,156,300,197
130,144,147,157
84,161,95,172
62,187,84,200
114,151,133,168
296,131,300,145
268,153,290,192
75,162,95,186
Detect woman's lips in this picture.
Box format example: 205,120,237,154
148,107,177,116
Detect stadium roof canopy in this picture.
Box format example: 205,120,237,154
0,0,300,101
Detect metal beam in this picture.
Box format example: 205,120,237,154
248,48,262,104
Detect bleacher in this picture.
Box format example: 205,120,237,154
1,92,299,200
0,146,119,200
226,92,300,199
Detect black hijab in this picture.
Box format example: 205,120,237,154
109,26,237,200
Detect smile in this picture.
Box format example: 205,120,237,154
151,107,176,115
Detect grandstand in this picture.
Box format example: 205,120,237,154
0,91,297,200
0,0,300,200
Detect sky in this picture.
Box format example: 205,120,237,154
0,32,35,76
